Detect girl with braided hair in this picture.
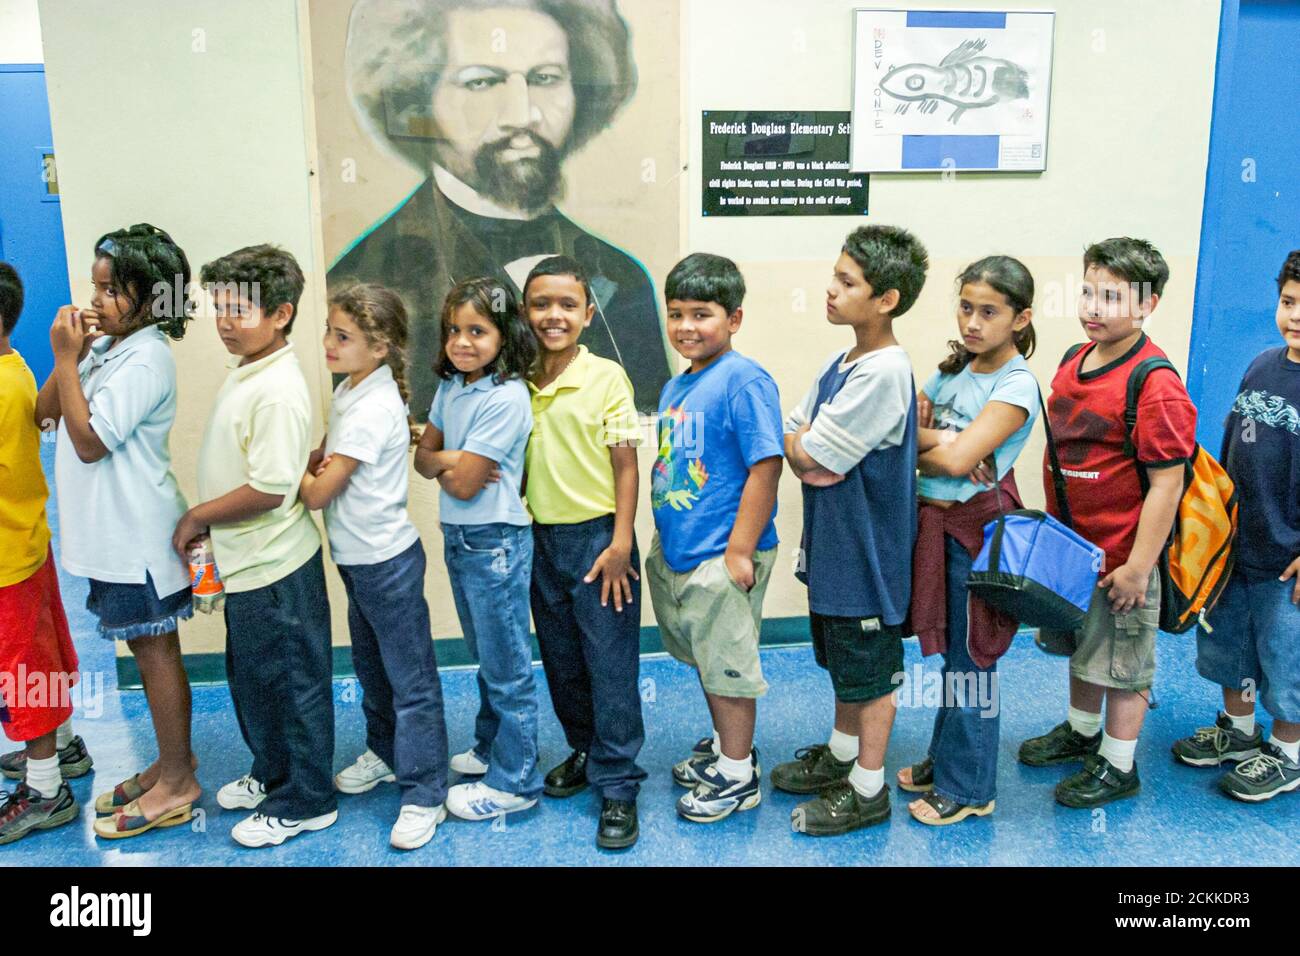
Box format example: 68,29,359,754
298,283,450,851
29,224,202,839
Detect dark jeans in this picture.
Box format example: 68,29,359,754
531,516,647,801
224,549,336,820
927,535,1000,806
337,540,449,808
442,522,542,799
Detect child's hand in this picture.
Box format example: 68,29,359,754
918,394,934,429
172,509,207,562
313,454,332,477
724,548,755,592
584,543,639,612
307,446,325,475
1099,562,1149,615
800,466,845,487
968,454,997,487
50,306,98,363
485,467,502,484
1280,556,1300,605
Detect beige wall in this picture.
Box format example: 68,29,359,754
0,0,43,62
37,0,1221,656
684,0,1221,620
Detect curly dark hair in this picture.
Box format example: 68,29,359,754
92,224,192,340
346,0,636,170
199,244,306,334
436,276,538,383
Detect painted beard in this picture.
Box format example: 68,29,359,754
471,132,566,213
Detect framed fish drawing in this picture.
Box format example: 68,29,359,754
850,9,1055,172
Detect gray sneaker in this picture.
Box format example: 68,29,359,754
0,781,80,845
0,736,94,781
1172,713,1263,767
1218,743,1300,802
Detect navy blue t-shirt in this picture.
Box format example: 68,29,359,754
1221,347,1300,576
794,355,918,624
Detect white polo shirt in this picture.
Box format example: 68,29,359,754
197,344,321,593
55,327,191,597
323,364,419,566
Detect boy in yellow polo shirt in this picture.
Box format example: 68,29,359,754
523,257,646,850
0,262,87,845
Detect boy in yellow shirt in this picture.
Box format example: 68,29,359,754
0,261,89,845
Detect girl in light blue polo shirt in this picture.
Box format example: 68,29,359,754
36,225,201,840
415,277,541,822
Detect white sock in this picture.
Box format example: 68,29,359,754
848,762,884,799
715,750,753,784
55,718,74,750
1225,711,1255,737
1068,706,1103,739
1269,735,1300,764
828,728,859,763
711,730,721,757
26,754,62,799
1098,732,1137,773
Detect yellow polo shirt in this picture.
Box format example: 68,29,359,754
196,344,321,593
525,346,642,525
0,350,51,587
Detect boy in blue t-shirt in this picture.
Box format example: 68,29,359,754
777,225,927,835
645,253,784,824
1173,249,1300,801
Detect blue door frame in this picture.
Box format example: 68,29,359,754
0,63,70,384
1188,0,1300,449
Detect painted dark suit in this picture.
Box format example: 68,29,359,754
329,178,670,420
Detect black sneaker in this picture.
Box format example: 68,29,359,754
543,750,589,798
791,781,890,836
1054,754,1140,808
597,798,638,849
1217,742,1300,802
0,736,94,781
1018,721,1101,767
674,745,761,788
0,781,80,845
1172,713,1264,767
771,744,853,795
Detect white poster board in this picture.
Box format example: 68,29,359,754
850,9,1054,172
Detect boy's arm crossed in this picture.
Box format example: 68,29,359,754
725,456,782,591
1100,465,1182,613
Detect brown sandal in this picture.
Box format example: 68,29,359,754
909,791,995,826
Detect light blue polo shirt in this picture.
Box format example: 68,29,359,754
428,373,532,526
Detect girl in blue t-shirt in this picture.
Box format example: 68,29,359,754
897,255,1040,826
414,277,542,822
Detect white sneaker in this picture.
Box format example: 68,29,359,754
217,774,266,810
446,781,537,821
450,749,489,776
389,804,447,850
231,810,338,848
334,749,397,794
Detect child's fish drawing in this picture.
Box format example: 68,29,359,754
879,38,1029,125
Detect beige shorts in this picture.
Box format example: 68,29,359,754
1069,568,1161,692
645,535,775,699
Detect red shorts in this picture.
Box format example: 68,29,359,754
0,549,79,742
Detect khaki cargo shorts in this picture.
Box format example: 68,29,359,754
1067,568,1161,692
645,535,775,698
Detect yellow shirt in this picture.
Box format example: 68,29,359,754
196,345,321,593
525,347,642,525
0,350,52,587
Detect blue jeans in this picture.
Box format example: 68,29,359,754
337,540,450,808
223,549,336,820
927,535,999,806
531,516,647,801
1197,569,1300,722
442,523,541,799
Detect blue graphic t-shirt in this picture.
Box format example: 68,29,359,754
1221,347,1300,576
651,350,783,573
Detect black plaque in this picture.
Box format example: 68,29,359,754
702,110,869,217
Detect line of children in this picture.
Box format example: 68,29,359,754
4,231,1296,851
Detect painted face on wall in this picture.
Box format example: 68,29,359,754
430,7,578,213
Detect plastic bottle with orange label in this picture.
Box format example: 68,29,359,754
188,534,225,614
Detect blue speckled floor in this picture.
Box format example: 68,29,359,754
8,448,1298,866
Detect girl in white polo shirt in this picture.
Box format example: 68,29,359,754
34,224,201,840
299,284,450,851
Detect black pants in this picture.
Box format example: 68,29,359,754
530,517,647,801
224,549,336,819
